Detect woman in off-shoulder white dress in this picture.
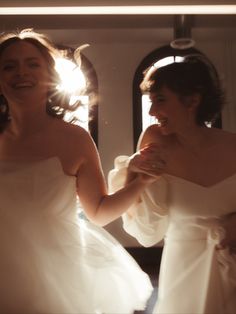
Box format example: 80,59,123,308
109,54,236,314
0,29,153,313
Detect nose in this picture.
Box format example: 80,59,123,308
15,63,29,76
149,103,157,117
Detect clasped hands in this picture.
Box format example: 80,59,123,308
127,143,166,184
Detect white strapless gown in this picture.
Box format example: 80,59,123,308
109,156,236,314
0,157,153,314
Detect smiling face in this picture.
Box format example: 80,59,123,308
0,40,51,108
141,59,224,127
149,86,197,135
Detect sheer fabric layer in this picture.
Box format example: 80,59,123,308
0,157,153,314
109,155,236,314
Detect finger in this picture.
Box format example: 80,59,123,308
137,161,164,171
143,160,166,171
129,164,163,177
143,143,159,150
137,166,163,177
138,169,162,178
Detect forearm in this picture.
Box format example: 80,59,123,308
89,176,148,226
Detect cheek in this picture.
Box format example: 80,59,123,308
0,80,9,95
0,71,7,83
0,72,15,93
45,71,57,88
38,71,53,88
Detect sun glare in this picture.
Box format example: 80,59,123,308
55,58,86,95
55,57,89,129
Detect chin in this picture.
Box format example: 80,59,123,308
159,126,171,135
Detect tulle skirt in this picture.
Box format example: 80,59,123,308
0,215,153,314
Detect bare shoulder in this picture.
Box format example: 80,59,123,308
53,119,94,147
49,119,98,175
54,120,99,157
137,124,169,149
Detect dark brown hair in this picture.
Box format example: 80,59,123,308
140,54,225,126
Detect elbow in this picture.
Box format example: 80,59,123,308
85,212,109,227
89,217,107,227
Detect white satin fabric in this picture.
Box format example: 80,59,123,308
0,157,153,314
109,155,236,314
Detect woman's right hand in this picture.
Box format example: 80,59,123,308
126,144,166,184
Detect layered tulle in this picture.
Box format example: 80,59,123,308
0,157,153,313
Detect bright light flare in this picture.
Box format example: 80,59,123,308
64,96,89,130
55,58,86,95
54,57,89,129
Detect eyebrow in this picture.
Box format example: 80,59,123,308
2,57,41,63
152,91,164,96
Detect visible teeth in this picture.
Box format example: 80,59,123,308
14,82,33,88
157,118,167,127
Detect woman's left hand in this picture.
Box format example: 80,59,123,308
130,143,166,177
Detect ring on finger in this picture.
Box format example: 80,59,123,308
151,161,164,169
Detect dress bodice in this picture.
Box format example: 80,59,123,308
0,157,77,219
165,173,236,218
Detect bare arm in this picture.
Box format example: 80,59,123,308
76,130,153,226
126,125,166,183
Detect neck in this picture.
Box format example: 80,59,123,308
5,106,52,138
175,125,212,154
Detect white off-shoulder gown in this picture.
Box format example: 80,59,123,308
109,156,236,314
0,157,153,314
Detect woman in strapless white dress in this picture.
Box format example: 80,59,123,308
109,54,236,314
0,29,153,313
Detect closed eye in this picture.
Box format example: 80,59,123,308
151,95,165,104
1,63,16,71
156,95,165,102
28,62,41,68
27,58,42,68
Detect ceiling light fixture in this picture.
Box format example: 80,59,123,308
170,15,195,49
0,5,236,15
